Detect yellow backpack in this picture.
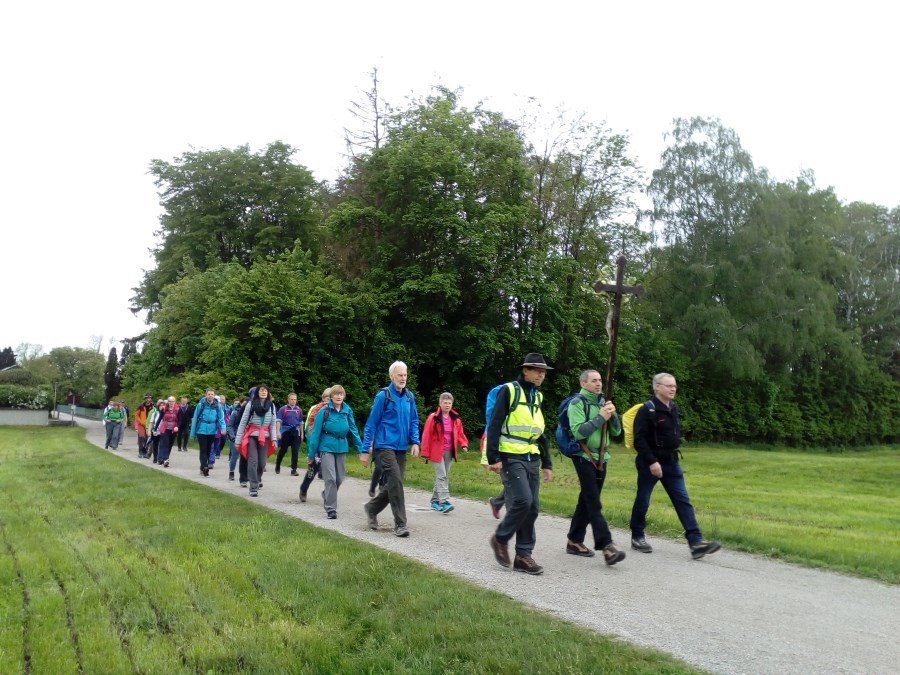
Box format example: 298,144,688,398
622,400,658,450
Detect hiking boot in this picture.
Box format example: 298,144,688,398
431,501,442,512
631,537,653,553
513,555,544,575
489,534,511,568
690,540,721,560
441,501,454,513
603,543,626,566
364,504,378,531
394,525,409,537
566,540,595,557
249,491,258,498
229,472,235,481
290,469,299,476
327,512,337,520
489,497,502,520
299,491,307,503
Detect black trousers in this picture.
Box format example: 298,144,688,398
196,434,215,470
567,457,612,549
276,427,301,471
176,426,189,450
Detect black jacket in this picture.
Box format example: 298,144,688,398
633,396,681,466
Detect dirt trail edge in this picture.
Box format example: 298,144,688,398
79,420,899,675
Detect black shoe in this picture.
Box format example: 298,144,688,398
249,491,258,498
229,472,235,481
201,467,209,477
327,512,337,520
240,482,247,488
299,491,307,503
631,537,653,553
690,540,721,560
513,555,544,575
394,525,409,537
275,466,281,474
603,544,626,566
290,470,299,476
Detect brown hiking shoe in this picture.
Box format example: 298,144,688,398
566,540,595,557
489,534,511,568
513,555,544,575
603,543,626,566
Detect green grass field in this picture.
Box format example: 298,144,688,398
346,443,900,584
0,427,698,674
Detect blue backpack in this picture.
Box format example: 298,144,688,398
485,382,522,429
555,393,589,457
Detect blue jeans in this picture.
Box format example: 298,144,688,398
630,457,702,544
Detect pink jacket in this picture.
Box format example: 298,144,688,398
420,408,469,462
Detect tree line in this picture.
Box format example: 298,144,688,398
117,86,898,447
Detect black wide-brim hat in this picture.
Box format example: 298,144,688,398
519,353,554,370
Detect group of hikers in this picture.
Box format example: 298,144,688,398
115,353,720,575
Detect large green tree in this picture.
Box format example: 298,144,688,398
48,347,106,406
135,142,323,312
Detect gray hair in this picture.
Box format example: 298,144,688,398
389,360,407,377
439,392,453,402
653,373,675,388
579,369,600,385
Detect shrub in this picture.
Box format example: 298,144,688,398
0,384,52,409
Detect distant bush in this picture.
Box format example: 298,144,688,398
0,384,52,410
0,368,43,387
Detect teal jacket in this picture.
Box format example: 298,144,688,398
567,388,622,463
308,401,363,458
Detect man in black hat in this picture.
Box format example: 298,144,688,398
486,353,554,575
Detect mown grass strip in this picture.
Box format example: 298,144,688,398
0,428,698,674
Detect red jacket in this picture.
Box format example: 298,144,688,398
420,408,469,462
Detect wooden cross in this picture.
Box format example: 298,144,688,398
592,255,644,404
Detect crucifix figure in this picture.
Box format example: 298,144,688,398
592,255,644,405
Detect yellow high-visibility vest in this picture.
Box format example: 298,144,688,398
498,382,544,455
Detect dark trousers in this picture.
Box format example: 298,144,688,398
495,456,540,558
158,430,175,464
276,428,301,471
239,454,248,484
369,451,385,495
196,434,215,470
568,457,612,549
365,449,407,528
630,457,702,544
176,426,189,450
300,458,321,495
149,435,160,461
137,432,148,457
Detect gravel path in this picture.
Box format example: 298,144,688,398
83,420,899,674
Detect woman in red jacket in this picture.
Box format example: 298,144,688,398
420,392,469,513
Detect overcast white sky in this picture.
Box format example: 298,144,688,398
1,1,896,356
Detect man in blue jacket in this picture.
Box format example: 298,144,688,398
361,361,420,537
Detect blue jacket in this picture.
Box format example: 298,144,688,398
277,404,305,432
362,384,420,452
307,401,363,458
189,397,226,437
